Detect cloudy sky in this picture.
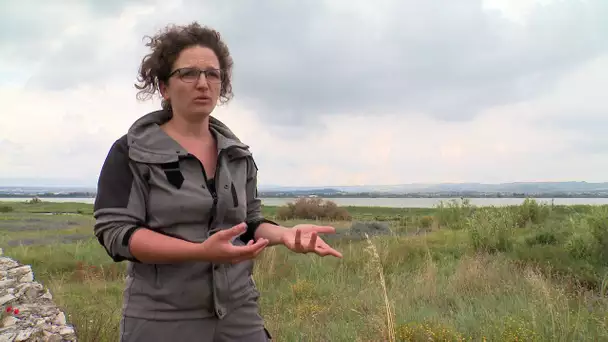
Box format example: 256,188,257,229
1,0,607,187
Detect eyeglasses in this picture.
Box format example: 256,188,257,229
168,67,223,84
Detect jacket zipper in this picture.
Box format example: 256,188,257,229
195,145,249,231
207,149,223,230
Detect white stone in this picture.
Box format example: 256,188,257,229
0,280,16,289
44,333,63,342
17,272,33,284
0,259,19,272
6,266,31,278
15,283,43,300
40,290,53,300
14,327,36,341
0,256,77,341
59,326,75,336
0,332,16,342
0,294,16,306
1,316,18,327
52,312,66,326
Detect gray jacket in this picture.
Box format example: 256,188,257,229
93,109,275,320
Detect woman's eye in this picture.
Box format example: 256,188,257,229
207,70,221,79
182,69,200,78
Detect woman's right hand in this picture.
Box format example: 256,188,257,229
198,222,269,264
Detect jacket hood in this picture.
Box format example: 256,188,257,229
126,109,250,164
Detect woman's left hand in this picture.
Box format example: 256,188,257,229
280,224,343,258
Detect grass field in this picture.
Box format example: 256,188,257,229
0,199,607,341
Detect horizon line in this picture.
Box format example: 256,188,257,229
2,180,608,189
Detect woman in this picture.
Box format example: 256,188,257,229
93,22,342,342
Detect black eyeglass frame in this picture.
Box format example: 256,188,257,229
168,67,224,84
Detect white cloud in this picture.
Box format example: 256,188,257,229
483,0,555,23
1,0,607,187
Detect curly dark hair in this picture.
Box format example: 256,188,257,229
135,22,234,110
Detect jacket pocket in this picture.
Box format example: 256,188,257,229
225,182,247,224
227,261,256,302
126,263,161,316
225,239,257,302
230,182,239,207
153,262,214,312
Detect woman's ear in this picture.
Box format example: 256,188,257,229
159,81,169,101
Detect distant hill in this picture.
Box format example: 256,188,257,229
259,181,608,195
2,180,608,198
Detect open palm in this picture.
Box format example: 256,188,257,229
281,224,343,258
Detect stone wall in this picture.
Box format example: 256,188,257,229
0,248,77,342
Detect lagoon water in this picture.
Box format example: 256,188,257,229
2,197,608,208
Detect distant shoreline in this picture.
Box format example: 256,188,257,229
3,196,608,209
2,193,608,199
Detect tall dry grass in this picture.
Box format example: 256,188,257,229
1,200,608,341
364,232,396,342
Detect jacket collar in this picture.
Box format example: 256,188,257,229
126,109,251,164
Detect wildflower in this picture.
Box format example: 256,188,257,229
5,306,12,313
13,309,19,315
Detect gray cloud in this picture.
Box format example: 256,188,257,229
83,0,146,16
8,0,608,126
0,0,144,44
0,3,74,62
23,32,144,91
539,115,608,155
209,0,608,124
2,0,147,89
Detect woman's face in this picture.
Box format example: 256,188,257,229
161,45,222,119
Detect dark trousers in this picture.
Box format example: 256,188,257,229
119,301,271,342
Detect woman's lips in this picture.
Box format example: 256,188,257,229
193,96,211,103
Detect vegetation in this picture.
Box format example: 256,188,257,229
0,198,607,341
275,197,352,221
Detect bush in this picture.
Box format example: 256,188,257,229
0,205,13,213
419,216,434,229
396,321,466,342
509,206,608,290
26,197,42,204
588,207,608,266
525,231,558,246
466,207,516,253
513,198,551,227
349,221,391,237
565,231,595,260
275,198,351,221
434,198,474,230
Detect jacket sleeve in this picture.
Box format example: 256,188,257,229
93,136,148,262
240,156,277,243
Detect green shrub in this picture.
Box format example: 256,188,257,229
275,198,352,221
565,231,595,260
526,231,558,246
349,221,391,237
513,198,552,227
26,197,42,204
419,215,434,229
0,205,13,213
466,207,515,253
434,198,474,230
588,207,608,266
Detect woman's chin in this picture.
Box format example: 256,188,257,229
188,104,215,116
